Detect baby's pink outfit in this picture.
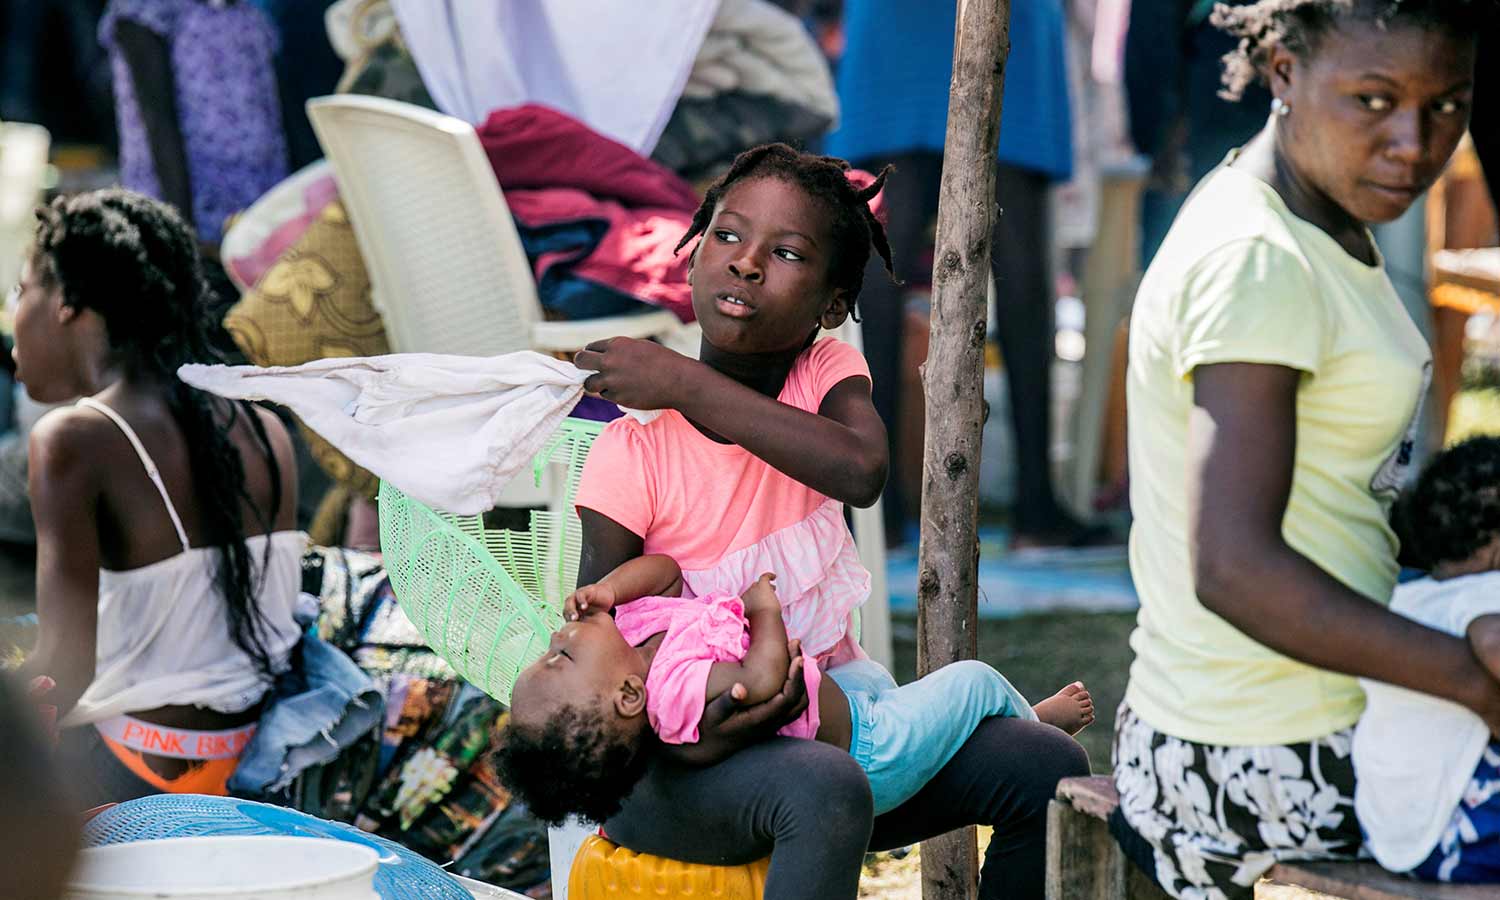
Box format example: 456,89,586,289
615,592,820,744
575,338,873,735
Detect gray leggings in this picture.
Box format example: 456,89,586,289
604,716,1090,900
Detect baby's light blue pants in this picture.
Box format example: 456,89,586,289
827,658,1037,815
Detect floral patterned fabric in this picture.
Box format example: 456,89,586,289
278,547,552,896
100,0,289,244
1414,741,1500,883
1112,701,1363,900
224,199,389,499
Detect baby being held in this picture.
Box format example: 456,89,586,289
1355,435,1500,884
495,555,1092,826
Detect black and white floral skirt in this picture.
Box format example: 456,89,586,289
1110,701,1364,900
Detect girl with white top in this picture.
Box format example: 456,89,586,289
12,189,302,803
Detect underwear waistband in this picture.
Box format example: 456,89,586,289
94,714,256,761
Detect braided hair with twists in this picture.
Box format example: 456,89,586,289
32,189,283,674
674,143,899,321
1211,0,1497,101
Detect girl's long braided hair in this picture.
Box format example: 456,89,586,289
33,189,283,674
674,143,899,321
1211,0,1495,101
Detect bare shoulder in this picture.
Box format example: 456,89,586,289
28,406,117,479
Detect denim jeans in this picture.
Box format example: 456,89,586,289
229,629,382,796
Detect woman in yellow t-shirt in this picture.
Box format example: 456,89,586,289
1113,1,1499,896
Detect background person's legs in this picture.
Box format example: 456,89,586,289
855,151,943,543
869,716,1090,899
605,737,874,900
992,162,1097,544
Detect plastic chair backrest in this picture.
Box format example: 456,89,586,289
306,95,540,357
379,418,601,705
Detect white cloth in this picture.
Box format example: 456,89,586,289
1353,571,1500,871
179,352,657,516
388,0,719,153
683,0,839,125
64,533,306,728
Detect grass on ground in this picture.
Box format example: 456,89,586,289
888,609,1136,772
860,609,1136,897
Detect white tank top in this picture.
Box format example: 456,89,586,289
61,397,306,728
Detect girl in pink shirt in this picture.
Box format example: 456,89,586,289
539,143,1090,900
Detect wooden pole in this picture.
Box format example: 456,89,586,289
916,1,1010,898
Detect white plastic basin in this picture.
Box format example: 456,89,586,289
66,836,379,900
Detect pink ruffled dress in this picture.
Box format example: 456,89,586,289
615,592,821,744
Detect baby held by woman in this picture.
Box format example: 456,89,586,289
495,555,1093,825
1356,436,1500,883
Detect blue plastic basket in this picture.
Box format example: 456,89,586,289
83,794,471,899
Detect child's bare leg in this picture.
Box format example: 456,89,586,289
1033,681,1094,735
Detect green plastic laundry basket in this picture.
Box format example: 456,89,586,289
377,417,603,705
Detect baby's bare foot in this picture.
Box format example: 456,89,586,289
1033,681,1094,735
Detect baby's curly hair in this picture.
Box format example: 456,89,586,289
492,704,654,827
1211,0,1495,101
675,143,898,321
1392,436,1500,572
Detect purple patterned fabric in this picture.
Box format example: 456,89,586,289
100,0,288,243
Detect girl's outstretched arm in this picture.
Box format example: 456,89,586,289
567,553,683,620
574,338,888,507
600,554,684,600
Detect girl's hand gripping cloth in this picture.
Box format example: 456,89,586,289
179,351,657,515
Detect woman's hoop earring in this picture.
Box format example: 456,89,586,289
1272,98,1291,118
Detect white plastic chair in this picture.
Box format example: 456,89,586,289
307,95,690,505
304,95,689,358
829,318,893,671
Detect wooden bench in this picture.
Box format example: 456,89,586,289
1047,776,1172,900
1048,776,1498,900
1256,863,1500,899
